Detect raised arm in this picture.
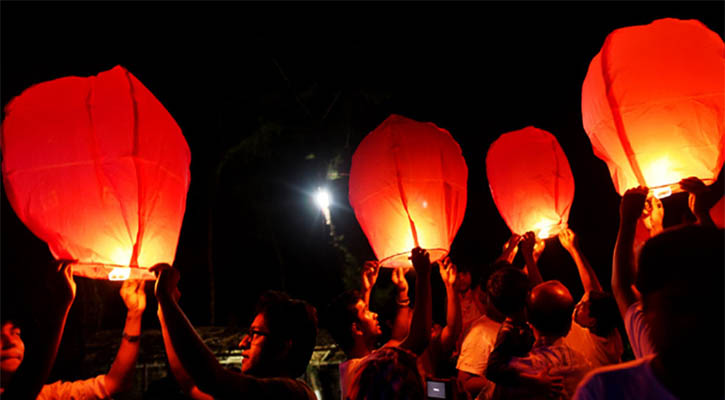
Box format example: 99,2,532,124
520,232,544,286
158,297,213,400
558,228,602,293
152,264,257,398
103,280,146,395
3,261,76,399
397,247,432,355
361,261,380,308
388,266,412,343
497,234,522,264
612,187,647,317
680,176,721,227
438,256,462,355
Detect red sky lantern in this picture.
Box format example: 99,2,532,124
1,65,190,281
486,126,575,239
349,114,467,268
582,18,724,198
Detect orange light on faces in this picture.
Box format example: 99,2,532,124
1,66,190,280
582,18,724,196
349,114,468,268
486,127,575,240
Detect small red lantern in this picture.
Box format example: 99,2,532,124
349,114,468,268
486,127,575,239
582,18,724,198
2,65,190,280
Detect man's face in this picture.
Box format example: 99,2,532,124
238,313,275,376
355,300,382,338
1,321,24,377
454,271,472,292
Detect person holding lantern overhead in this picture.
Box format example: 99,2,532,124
0,262,147,399
151,264,318,400
558,228,623,370
325,247,433,400
574,224,724,400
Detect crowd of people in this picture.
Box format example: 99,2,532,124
1,175,722,399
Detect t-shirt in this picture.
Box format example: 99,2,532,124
339,357,364,400
573,354,676,400
37,375,110,400
564,322,623,369
624,301,655,359
456,315,502,400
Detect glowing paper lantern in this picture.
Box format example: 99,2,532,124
1,65,190,280
349,114,467,268
582,18,724,198
486,127,575,239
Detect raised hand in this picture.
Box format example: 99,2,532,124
438,256,457,288
681,176,718,224
558,228,578,254
150,263,180,302
361,260,380,293
391,266,410,295
520,231,537,260
120,280,147,316
501,234,522,263
409,247,432,274
641,194,664,234
620,186,648,225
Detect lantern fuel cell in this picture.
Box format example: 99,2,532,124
1,65,191,280
349,114,468,268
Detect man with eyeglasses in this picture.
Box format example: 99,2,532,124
152,264,318,400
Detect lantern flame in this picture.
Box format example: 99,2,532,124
108,267,131,281
315,188,332,225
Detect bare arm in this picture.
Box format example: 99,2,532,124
398,247,432,355
458,370,491,398
152,264,260,398
612,187,647,318
3,262,76,400
104,280,146,395
520,232,544,286
388,267,412,343
559,229,602,293
158,308,214,400
438,257,462,355
361,261,380,308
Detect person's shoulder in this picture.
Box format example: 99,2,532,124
580,355,651,384
255,376,317,400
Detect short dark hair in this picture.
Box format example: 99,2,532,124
587,291,619,337
477,259,513,291
486,266,530,316
324,290,363,355
349,347,424,400
636,225,724,299
527,282,574,337
255,290,318,377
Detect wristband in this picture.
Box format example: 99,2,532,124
122,332,141,342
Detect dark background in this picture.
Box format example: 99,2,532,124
2,0,723,379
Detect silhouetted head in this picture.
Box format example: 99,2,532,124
325,290,382,356
486,266,530,317
348,347,424,400
239,291,317,378
636,225,724,367
527,281,575,338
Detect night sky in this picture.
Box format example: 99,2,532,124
2,0,723,349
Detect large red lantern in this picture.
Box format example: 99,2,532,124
486,127,575,239
1,65,190,280
349,114,467,268
582,18,724,198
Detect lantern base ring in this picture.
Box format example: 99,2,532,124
647,178,715,199
67,261,157,281
379,248,449,269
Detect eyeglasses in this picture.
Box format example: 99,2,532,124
242,328,271,341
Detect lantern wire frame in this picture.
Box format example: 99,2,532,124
379,248,449,269
70,261,156,281
646,178,715,200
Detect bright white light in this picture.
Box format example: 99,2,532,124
315,188,331,210
108,267,131,281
